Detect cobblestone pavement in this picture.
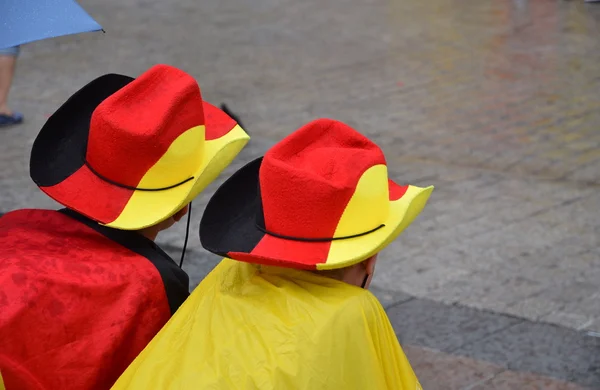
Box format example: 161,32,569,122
1,0,599,388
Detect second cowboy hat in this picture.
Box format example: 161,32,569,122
200,118,433,270
30,64,249,230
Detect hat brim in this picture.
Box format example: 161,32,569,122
30,74,249,230
200,158,433,270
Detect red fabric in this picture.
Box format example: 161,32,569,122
251,119,386,265
232,237,330,269
86,64,206,189
41,165,134,226
0,356,45,390
260,119,386,239
203,102,237,140
389,181,409,201
251,236,330,267
0,209,171,390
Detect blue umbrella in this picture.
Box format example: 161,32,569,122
0,0,103,49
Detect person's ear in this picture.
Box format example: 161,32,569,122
172,204,189,222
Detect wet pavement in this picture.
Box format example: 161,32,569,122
1,0,599,388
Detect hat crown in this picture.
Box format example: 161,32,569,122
86,64,206,189
259,119,390,240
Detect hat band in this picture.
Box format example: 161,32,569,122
84,160,194,191
255,223,385,242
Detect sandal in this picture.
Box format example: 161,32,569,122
0,111,24,127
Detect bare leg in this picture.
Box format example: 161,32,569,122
0,55,17,115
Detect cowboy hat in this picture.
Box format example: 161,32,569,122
30,64,249,230
200,118,433,270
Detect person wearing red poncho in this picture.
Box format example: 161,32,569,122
0,64,249,390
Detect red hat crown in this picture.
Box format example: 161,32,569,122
85,64,206,189
258,119,389,241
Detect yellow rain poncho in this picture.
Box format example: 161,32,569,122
112,258,422,390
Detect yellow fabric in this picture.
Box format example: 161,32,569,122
107,124,249,230
322,175,434,270
113,259,422,390
0,371,5,390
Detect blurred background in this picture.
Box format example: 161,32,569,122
1,0,599,388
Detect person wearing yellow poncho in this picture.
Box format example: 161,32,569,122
112,118,433,390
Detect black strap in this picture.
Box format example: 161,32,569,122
253,180,385,242
255,223,385,242
84,160,194,191
179,202,192,268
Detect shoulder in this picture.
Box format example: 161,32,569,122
342,289,386,317
0,209,75,234
0,209,66,245
0,209,57,223
318,287,389,333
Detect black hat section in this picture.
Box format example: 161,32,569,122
199,157,266,257
30,74,134,187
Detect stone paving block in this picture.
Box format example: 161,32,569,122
498,259,598,328
375,255,471,298
520,243,599,274
471,218,580,257
385,294,600,386
537,280,599,314
489,176,595,204
368,286,413,309
541,312,596,333
406,345,593,390
585,321,600,335
570,161,600,184
470,370,592,390
423,266,552,314
504,297,564,324
454,322,600,388
402,345,503,390
386,298,522,353
531,194,600,233
491,256,587,289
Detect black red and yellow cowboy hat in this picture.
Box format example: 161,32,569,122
200,118,433,270
30,64,249,230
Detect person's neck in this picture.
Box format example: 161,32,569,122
139,226,160,241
